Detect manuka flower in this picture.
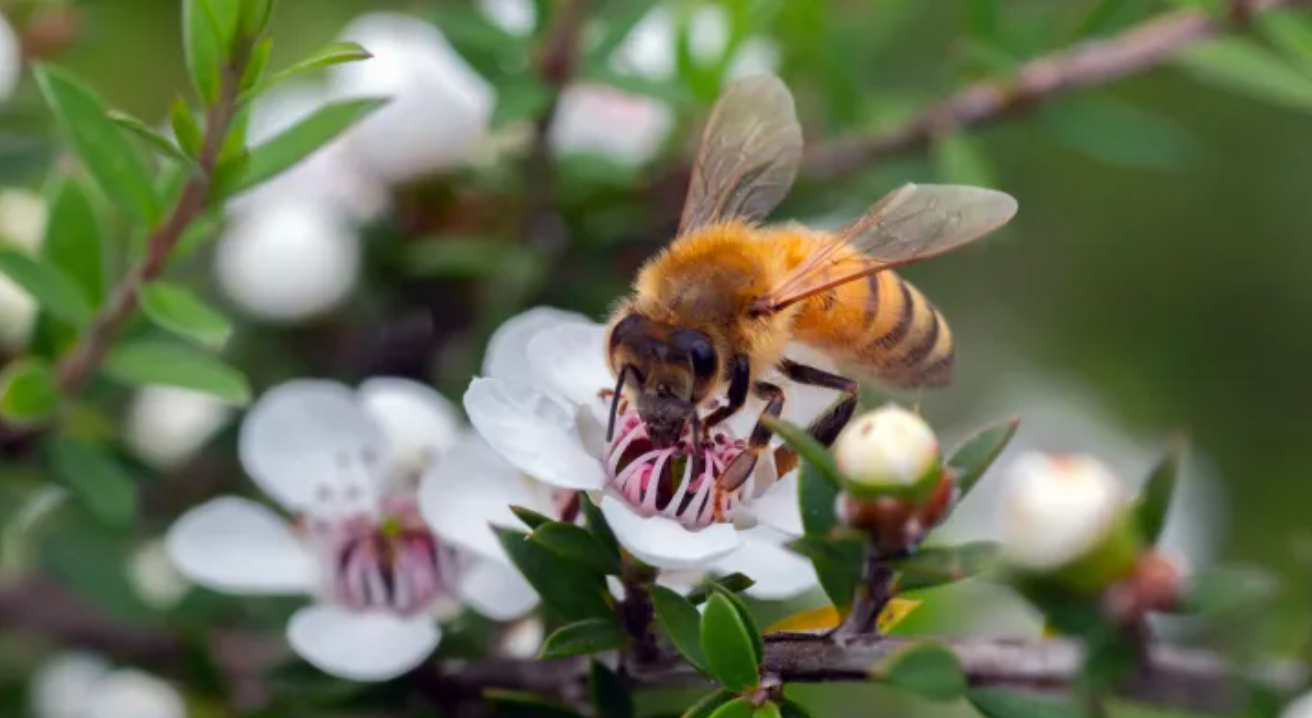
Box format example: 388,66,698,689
462,307,822,597
30,653,186,718
165,379,536,681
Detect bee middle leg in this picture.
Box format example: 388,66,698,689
718,381,784,491
779,359,860,447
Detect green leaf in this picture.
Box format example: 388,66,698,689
1134,439,1185,546
709,583,763,666
948,417,1018,498
686,573,755,606
40,522,156,626
239,0,275,38
0,247,92,325
788,534,864,612
404,237,538,280
509,504,555,530
763,417,841,488
104,340,250,406
1260,10,1312,71
706,698,754,718
42,176,106,304
778,700,816,718
0,358,60,425
496,528,613,622
1040,94,1197,172
1064,0,1132,41
487,690,587,718
47,437,136,527
581,494,621,563
491,75,554,129
530,521,622,575
107,111,194,166
34,65,160,223
208,0,241,49
651,584,708,673
184,0,224,104
967,689,1081,718
170,99,204,159
799,459,840,537
681,689,736,718
965,0,999,42
894,541,1000,592
588,661,633,718
1174,38,1312,113
258,42,374,96
1180,564,1280,619
872,642,966,700
215,98,387,197
539,618,626,659
700,593,761,693
752,705,781,718
240,36,274,95
932,132,994,187
138,282,232,348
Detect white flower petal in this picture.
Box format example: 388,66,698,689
240,380,390,513
549,84,673,165
358,377,462,477
287,604,441,681
456,558,540,621
30,652,110,718
600,495,739,570
526,321,613,408
464,378,606,490
419,431,549,561
714,527,817,601
86,670,186,718
482,306,594,383
165,497,316,595
476,0,536,36
498,618,545,658
747,470,803,536
0,13,19,101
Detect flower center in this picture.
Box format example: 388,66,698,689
306,494,456,616
603,399,746,529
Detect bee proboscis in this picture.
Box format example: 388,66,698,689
605,74,1018,490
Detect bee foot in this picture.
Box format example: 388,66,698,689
719,450,759,492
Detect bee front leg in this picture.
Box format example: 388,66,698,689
702,355,751,429
718,381,784,491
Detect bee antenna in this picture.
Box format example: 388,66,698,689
606,365,629,442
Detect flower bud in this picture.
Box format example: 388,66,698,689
999,452,1142,593
833,404,941,500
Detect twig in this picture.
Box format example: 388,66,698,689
1,578,1302,716
833,541,896,641
800,0,1312,181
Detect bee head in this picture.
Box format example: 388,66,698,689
606,313,719,448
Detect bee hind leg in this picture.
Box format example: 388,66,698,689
780,358,860,447
718,381,784,491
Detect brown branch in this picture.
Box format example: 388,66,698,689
800,0,1312,181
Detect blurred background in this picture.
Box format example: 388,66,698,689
2,0,1311,716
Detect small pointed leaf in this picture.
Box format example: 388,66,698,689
763,417,840,487
539,618,626,659
872,642,967,701
0,358,60,424
681,690,736,718
588,661,633,718
530,522,621,575
510,505,554,530
42,176,105,303
651,584,708,673
700,593,760,693
709,583,763,666
788,534,864,612
1180,564,1279,619
259,42,374,95
107,111,194,166
183,0,224,104
1135,439,1185,545
1175,38,1312,112
138,282,232,348
496,528,613,622
104,340,250,406
581,494,621,561
0,247,92,326
799,459,841,536
752,705,781,718
685,573,755,606
170,99,204,158
47,437,137,527
948,417,1018,497
967,689,1082,718
706,698,754,718
240,36,274,95
893,541,1001,592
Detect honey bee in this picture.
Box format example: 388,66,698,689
605,74,1018,489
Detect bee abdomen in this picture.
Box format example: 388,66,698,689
858,273,955,388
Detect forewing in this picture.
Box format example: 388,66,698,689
763,183,1018,311
679,74,803,234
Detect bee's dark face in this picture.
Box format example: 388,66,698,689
606,313,719,448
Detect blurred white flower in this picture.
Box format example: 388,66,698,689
498,617,545,659
128,539,192,611
833,404,940,492
30,653,186,718
330,12,495,184
0,189,49,348
166,379,537,681
613,3,779,82
213,201,361,324
0,12,20,101
124,386,232,471
1282,690,1312,718
476,0,535,36
550,83,673,165
998,452,1129,572
231,82,388,224
459,307,820,597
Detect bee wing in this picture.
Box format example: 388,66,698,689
679,74,803,234
761,183,1018,312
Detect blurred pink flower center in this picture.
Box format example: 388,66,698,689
603,399,745,529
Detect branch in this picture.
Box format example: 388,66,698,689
801,0,1312,181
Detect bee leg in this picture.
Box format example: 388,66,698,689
780,359,859,447
718,381,784,491
703,355,751,429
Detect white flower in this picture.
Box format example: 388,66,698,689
476,0,535,36
330,12,495,184
833,403,939,492
213,201,361,324
128,539,191,611
0,12,19,101
998,452,1129,572
166,378,537,681
549,83,673,166
30,653,186,718
612,3,779,82
460,306,822,598
0,189,49,349
124,387,232,471
1281,690,1312,718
